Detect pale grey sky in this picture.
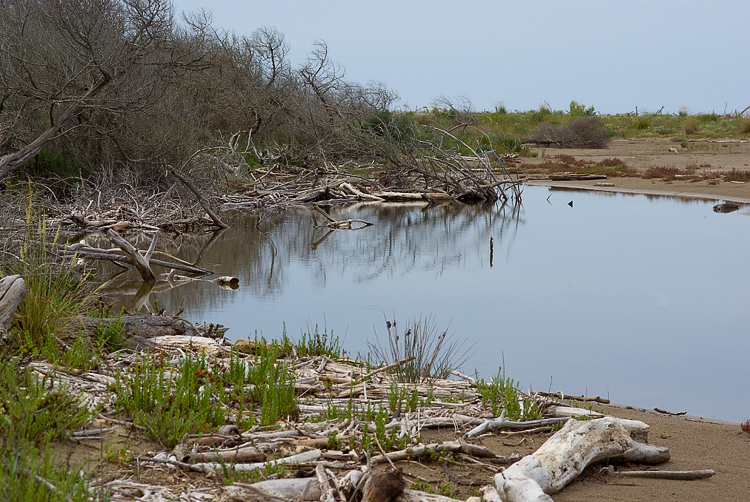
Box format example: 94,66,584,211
171,0,749,114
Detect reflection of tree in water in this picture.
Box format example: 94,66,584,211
246,201,527,288
104,202,526,312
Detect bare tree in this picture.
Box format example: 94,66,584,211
0,0,207,181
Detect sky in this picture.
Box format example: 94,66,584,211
170,0,749,115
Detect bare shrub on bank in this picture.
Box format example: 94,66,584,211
529,117,610,148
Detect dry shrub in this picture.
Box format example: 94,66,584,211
529,117,610,148
738,117,750,135
643,166,681,179
555,154,585,167
598,157,628,168
683,116,698,134
567,117,611,148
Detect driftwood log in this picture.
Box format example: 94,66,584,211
219,479,467,502
105,228,157,281
71,314,200,339
548,173,607,181
493,417,670,502
0,275,25,343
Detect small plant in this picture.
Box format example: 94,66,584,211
388,380,406,414
476,366,542,422
742,420,750,433
569,100,596,117
368,315,475,383
0,358,91,445
95,314,127,352
113,354,226,447
0,441,92,502
297,324,341,358
242,339,298,426
683,116,698,134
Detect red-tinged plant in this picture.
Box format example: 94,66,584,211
741,420,750,433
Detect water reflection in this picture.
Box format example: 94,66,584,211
103,187,750,422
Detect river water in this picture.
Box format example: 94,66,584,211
107,186,750,423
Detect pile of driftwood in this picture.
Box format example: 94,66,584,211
0,277,715,502
0,288,710,501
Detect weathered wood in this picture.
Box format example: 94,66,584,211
493,417,670,502
71,314,199,339
219,480,466,502
104,229,156,282
620,469,714,480
549,173,608,181
465,412,570,438
168,166,229,229
0,275,25,341
195,448,322,473
188,446,266,464
64,244,211,275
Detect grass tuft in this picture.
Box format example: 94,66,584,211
476,366,541,421
368,315,475,383
8,194,95,353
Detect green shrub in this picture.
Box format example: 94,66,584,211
476,367,541,421
9,196,94,351
0,359,91,446
114,355,226,447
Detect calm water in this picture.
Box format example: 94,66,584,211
108,186,750,422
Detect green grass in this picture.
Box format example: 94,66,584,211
0,441,92,502
114,343,298,447
113,354,227,448
0,359,91,446
476,366,542,422
0,358,93,502
6,194,95,353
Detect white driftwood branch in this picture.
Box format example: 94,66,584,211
493,417,670,502
219,481,466,502
196,448,321,473
339,182,384,201
465,411,569,438
621,469,714,480
105,228,156,282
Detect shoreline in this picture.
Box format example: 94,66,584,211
526,178,750,204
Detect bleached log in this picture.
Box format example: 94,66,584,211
545,405,603,419
370,440,517,465
315,464,336,502
479,485,502,502
620,469,714,480
220,478,321,501
493,417,670,502
188,445,266,463
71,314,200,339
149,335,230,356
0,275,25,342
219,481,466,502
105,228,156,282
196,448,322,473
465,412,569,438
339,182,384,201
